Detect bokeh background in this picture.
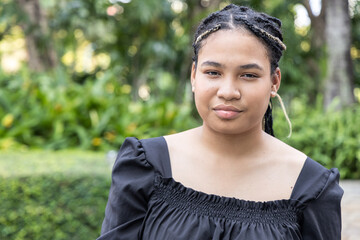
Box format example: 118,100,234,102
0,0,359,239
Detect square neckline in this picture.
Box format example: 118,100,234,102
159,136,309,203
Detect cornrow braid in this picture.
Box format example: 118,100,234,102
252,24,286,50
192,4,285,136
194,24,221,45
192,4,286,73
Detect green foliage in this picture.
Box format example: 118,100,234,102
0,174,109,240
273,97,360,179
0,66,198,150
351,0,360,88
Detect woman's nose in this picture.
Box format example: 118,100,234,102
217,78,241,100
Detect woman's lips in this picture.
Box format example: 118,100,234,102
213,104,242,120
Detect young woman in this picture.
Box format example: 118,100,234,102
98,4,343,240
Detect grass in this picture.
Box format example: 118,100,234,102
0,149,113,178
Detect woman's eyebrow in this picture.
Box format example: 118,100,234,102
201,61,263,71
238,63,263,71
201,61,223,68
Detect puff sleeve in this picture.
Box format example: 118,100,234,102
97,137,155,240
300,168,344,239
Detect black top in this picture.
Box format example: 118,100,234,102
98,137,343,240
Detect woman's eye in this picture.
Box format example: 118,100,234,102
241,73,258,79
206,71,220,76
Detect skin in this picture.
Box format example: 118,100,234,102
164,29,306,202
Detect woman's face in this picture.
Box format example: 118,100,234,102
191,29,280,135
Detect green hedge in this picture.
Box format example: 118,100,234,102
0,174,110,240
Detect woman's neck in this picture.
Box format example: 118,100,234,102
197,124,269,160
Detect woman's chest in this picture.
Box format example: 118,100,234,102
140,177,303,240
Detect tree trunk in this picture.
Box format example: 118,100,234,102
301,0,326,102
324,0,355,109
302,0,326,48
16,0,57,71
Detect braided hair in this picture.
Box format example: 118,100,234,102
192,4,286,136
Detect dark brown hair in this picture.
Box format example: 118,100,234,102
192,4,286,136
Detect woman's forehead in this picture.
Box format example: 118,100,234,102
197,29,270,68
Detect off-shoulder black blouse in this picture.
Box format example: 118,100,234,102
98,137,343,240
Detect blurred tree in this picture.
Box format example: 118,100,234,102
301,0,326,102
351,1,360,89
302,0,325,48
15,0,57,71
324,0,356,109
302,0,356,109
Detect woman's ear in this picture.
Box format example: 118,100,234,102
271,67,281,96
191,62,196,92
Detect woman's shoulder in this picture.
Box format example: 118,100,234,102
121,136,169,157
265,136,342,203
163,128,200,156
266,135,338,182
291,157,342,202
163,128,199,142
115,137,172,177
265,135,307,174
121,130,200,178
138,136,172,177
